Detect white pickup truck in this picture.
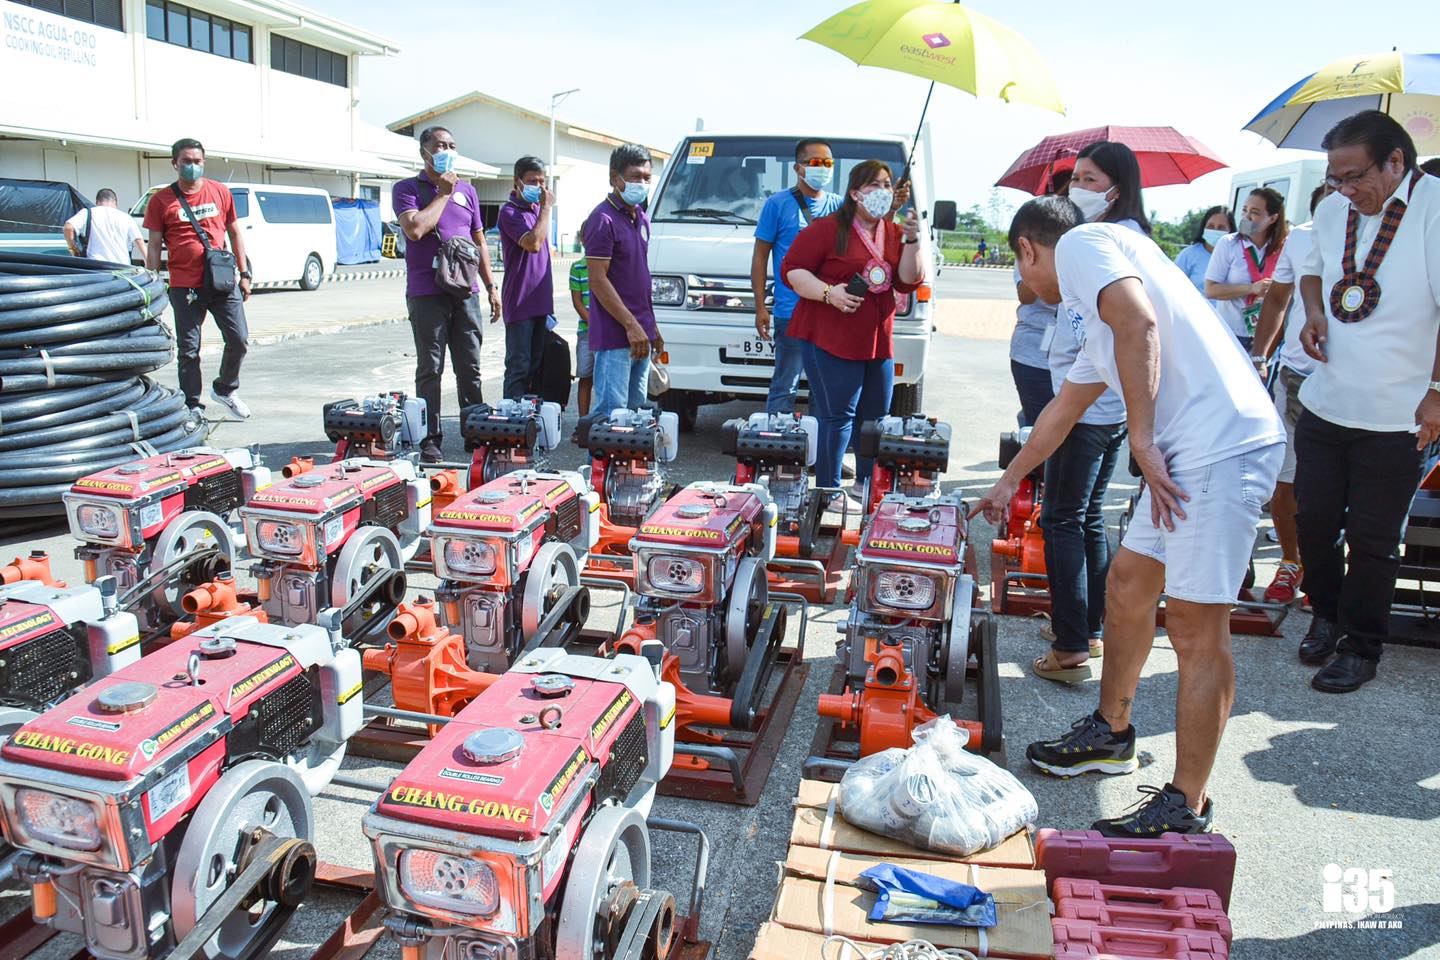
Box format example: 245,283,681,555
645,131,954,429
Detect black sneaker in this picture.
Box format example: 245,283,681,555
1092,783,1214,838
1026,711,1138,778
420,439,444,464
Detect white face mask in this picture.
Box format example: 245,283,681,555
859,188,893,219
1202,228,1227,247
1069,185,1113,222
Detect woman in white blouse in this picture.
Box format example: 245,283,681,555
1205,187,1289,350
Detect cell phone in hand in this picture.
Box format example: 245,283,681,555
845,274,869,298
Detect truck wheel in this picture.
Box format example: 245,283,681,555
661,392,699,433
890,379,923,417
300,254,323,291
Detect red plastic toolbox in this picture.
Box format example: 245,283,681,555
1035,830,1236,909
1055,900,1233,943
1052,919,1229,959
1053,879,1225,914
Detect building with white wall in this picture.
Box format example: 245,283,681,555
0,0,494,217
388,91,671,253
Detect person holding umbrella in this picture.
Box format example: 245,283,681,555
1205,188,1289,350
1173,206,1236,295
781,160,925,494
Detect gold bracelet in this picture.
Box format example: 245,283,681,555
822,286,830,305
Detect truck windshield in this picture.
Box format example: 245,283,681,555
653,137,911,224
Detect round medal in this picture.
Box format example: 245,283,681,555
1340,284,1365,314
867,261,890,288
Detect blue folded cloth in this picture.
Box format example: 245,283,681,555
858,864,997,927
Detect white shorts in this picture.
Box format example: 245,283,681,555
1270,366,1306,484
1121,444,1284,604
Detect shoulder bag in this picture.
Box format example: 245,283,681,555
171,184,238,301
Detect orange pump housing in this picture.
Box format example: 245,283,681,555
992,476,1046,575
361,598,498,732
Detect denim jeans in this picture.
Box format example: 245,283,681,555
1294,408,1422,662
503,315,549,399
1039,421,1126,653
1010,359,1054,428
802,341,893,487
591,347,650,418
766,314,807,415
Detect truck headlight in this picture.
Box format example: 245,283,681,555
651,275,685,306
645,555,705,595
873,570,936,610
75,503,123,541
15,788,102,851
398,849,500,916
441,537,498,577
253,518,311,558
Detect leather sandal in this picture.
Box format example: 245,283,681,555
1032,651,1094,684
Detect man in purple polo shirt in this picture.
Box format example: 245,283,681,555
393,125,502,461
581,143,663,417
498,156,555,399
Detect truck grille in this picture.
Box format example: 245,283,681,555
185,468,243,516
0,625,91,710
595,711,648,805
364,481,410,530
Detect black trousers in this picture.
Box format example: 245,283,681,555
169,287,247,408
1294,407,1422,662
406,294,484,440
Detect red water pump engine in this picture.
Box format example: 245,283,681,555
579,407,679,528
428,470,599,673
322,392,428,460
464,398,563,488
722,412,822,547
364,645,693,960
856,415,952,515
0,614,363,959
992,428,1046,576
64,448,271,635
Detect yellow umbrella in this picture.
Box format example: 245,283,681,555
802,0,1064,177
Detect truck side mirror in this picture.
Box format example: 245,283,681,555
932,200,957,232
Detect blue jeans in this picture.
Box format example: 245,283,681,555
1039,421,1126,654
1010,359,1054,428
766,314,807,414
591,347,650,417
503,315,549,399
803,341,893,488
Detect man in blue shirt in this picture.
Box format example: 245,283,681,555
752,139,844,414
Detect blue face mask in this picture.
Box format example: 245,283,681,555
521,184,542,204
620,181,648,206
802,166,833,191
429,149,457,175
1202,228,1227,247
179,162,204,182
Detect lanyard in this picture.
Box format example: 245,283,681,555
851,218,892,292
1330,170,1422,322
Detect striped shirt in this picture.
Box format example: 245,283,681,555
568,257,590,332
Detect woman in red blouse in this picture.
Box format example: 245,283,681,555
781,160,924,491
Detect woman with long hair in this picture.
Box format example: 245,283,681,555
1068,140,1152,234
1174,205,1236,294
1205,187,1289,350
781,159,924,494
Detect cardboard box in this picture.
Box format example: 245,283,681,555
789,806,1036,869
751,921,888,960
768,849,1052,959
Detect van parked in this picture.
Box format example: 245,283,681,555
131,182,336,290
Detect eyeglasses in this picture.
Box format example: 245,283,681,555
1324,161,1377,190
801,158,835,168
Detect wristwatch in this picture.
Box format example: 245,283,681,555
484,281,495,293
1429,380,1440,394
239,270,252,280
1250,355,1267,364
901,236,918,245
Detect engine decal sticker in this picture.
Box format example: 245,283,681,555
638,524,723,541
10,730,131,765
727,515,745,536
106,634,141,655
661,704,676,730
141,471,183,490
865,539,957,557
230,653,297,701
437,510,513,523
145,764,192,822
67,716,121,733
590,689,634,742
139,701,218,760
0,611,57,642
519,500,544,520
74,478,136,492
386,786,531,823
538,746,588,813
338,680,363,706
439,767,505,786
250,493,320,505
185,457,230,475
361,472,399,491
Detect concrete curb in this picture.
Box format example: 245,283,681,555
251,266,406,290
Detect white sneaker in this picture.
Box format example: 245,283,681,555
210,387,251,420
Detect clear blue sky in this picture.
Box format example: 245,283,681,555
308,0,1420,222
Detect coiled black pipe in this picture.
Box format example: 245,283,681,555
0,253,202,520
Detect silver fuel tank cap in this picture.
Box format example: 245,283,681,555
97,681,158,714
462,727,524,764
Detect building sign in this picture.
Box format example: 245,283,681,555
2,4,101,69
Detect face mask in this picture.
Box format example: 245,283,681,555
1202,228,1227,247
802,166,833,191
1068,186,1113,222
179,162,204,182
429,149,457,175
620,181,649,206
859,188,893,219
521,184,542,204
1237,216,1268,239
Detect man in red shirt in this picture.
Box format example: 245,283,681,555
144,138,252,419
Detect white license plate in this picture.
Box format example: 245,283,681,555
724,338,776,361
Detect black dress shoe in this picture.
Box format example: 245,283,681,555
1311,653,1377,694
1299,616,1339,666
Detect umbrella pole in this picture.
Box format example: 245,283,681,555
900,80,935,188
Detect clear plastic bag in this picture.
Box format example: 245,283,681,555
838,717,1039,855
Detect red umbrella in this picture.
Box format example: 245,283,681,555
995,125,1227,195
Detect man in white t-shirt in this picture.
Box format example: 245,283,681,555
975,196,1284,839
1293,111,1440,694
1250,184,1333,607
63,189,146,265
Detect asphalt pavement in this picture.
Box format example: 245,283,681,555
2,316,1438,960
